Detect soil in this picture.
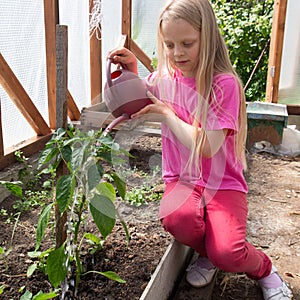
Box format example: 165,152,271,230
0,135,300,300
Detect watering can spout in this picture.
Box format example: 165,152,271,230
102,113,129,137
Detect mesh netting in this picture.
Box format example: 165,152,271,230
0,1,90,149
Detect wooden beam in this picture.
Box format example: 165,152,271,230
0,133,53,170
130,39,154,72
0,53,51,136
122,0,131,48
67,91,81,120
266,0,288,103
89,1,102,105
44,0,59,129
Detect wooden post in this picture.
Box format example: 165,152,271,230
89,1,102,105
265,0,288,103
44,0,59,129
55,24,68,248
122,0,131,49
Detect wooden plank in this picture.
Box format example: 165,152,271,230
44,0,59,129
122,0,131,48
287,105,300,116
265,0,288,103
140,240,194,300
0,133,53,170
89,1,102,105
0,53,51,136
130,39,154,72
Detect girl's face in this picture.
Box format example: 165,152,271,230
161,17,200,78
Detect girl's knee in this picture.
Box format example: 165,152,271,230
208,244,245,272
161,209,205,250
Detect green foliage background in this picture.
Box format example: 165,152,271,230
211,0,274,102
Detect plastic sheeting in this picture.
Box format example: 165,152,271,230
101,0,165,81
0,1,90,149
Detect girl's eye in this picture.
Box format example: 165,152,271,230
165,43,173,49
183,42,193,47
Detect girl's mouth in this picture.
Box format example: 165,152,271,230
176,60,188,66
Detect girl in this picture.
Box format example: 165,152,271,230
108,0,292,299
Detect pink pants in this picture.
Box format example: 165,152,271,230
159,181,272,280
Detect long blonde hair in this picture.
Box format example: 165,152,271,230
157,0,247,169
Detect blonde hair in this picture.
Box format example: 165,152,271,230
157,0,247,169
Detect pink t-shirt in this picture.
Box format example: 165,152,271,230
146,70,248,193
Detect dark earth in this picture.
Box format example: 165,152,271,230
0,135,299,300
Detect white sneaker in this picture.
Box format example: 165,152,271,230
260,266,293,300
186,257,217,288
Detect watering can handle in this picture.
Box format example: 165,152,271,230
106,58,128,88
106,58,113,88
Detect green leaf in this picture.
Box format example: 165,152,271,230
27,263,37,277
71,146,86,172
38,147,60,169
95,182,116,202
83,232,101,245
90,194,116,239
87,163,101,192
20,290,33,300
0,181,22,197
111,172,126,200
83,270,126,283
0,285,5,295
61,145,72,162
46,244,67,288
56,175,74,213
101,271,126,283
33,291,59,300
36,203,53,250
28,251,42,258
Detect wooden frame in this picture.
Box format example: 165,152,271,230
0,0,298,171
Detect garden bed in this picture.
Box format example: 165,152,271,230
0,135,300,299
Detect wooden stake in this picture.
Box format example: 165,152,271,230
55,24,68,248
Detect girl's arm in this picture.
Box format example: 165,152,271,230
132,91,227,158
107,47,138,74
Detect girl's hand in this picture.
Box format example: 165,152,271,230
107,47,138,74
131,91,176,123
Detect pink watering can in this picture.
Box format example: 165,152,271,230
103,58,152,135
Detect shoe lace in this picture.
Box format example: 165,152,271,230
186,260,200,272
186,258,215,272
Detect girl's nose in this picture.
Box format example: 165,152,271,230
174,45,184,57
